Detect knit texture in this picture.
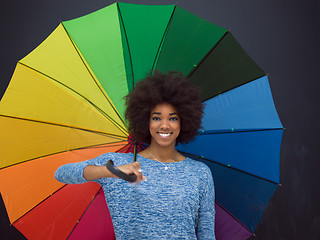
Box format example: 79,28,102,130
55,152,215,239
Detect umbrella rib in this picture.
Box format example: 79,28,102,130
76,142,129,150
61,23,129,130
18,62,128,136
66,187,102,240
0,140,128,170
117,2,135,89
0,114,127,140
187,30,229,79
178,150,280,186
150,5,177,74
199,127,284,135
215,201,254,236
116,141,133,153
11,184,69,225
201,74,268,103
186,31,266,102
10,139,129,227
67,141,128,152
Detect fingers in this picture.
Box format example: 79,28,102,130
131,162,146,184
117,161,146,183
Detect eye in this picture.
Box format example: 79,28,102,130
169,117,179,121
152,116,161,121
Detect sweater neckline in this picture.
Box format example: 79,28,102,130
128,152,189,166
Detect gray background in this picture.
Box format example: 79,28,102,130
1,0,319,239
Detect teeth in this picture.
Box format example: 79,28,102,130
159,133,171,137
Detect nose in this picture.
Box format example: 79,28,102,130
160,119,169,129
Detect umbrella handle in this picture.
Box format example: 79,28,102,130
106,160,137,182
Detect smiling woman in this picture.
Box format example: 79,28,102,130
125,71,204,145
55,72,216,239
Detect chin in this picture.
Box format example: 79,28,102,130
151,139,176,148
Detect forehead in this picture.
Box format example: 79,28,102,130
150,103,178,114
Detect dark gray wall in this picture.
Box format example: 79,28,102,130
1,0,319,239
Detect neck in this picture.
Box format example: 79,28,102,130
148,144,177,163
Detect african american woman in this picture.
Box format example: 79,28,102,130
55,72,216,239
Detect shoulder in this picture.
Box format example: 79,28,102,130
185,158,211,172
184,158,213,183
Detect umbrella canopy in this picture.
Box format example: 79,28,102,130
0,2,283,240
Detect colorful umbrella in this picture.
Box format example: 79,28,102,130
0,2,283,240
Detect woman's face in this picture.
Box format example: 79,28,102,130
149,103,180,149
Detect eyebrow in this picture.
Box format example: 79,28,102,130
151,112,178,116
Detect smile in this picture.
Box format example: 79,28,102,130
158,132,172,137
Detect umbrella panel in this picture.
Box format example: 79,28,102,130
181,152,279,233
63,3,130,119
178,129,282,183
0,142,128,234
189,32,265,101
0,63,127,138
14,182,100,240
154,5,227,77
201,76,283,132
177,76,283,183
215,202,252,240
117,2,175,82
177,76,282,234
68,188,115,240
0,193,27,240
18,23,127,133
0,116,125,169
211,158,278,232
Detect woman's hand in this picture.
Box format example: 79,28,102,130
117,161,147,184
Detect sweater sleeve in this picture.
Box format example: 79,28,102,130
196,167,216,240
54,160,92,184
54,152,114,184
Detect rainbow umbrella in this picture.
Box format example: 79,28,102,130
0,2,283,240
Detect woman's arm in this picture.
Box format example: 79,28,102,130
196,168,216,240
55,155,145,184
83,165,116,180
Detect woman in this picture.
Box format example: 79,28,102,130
55,72,215,239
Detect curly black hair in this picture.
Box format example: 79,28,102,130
125,71,203,144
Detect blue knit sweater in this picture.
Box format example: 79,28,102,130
55,152,215,239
